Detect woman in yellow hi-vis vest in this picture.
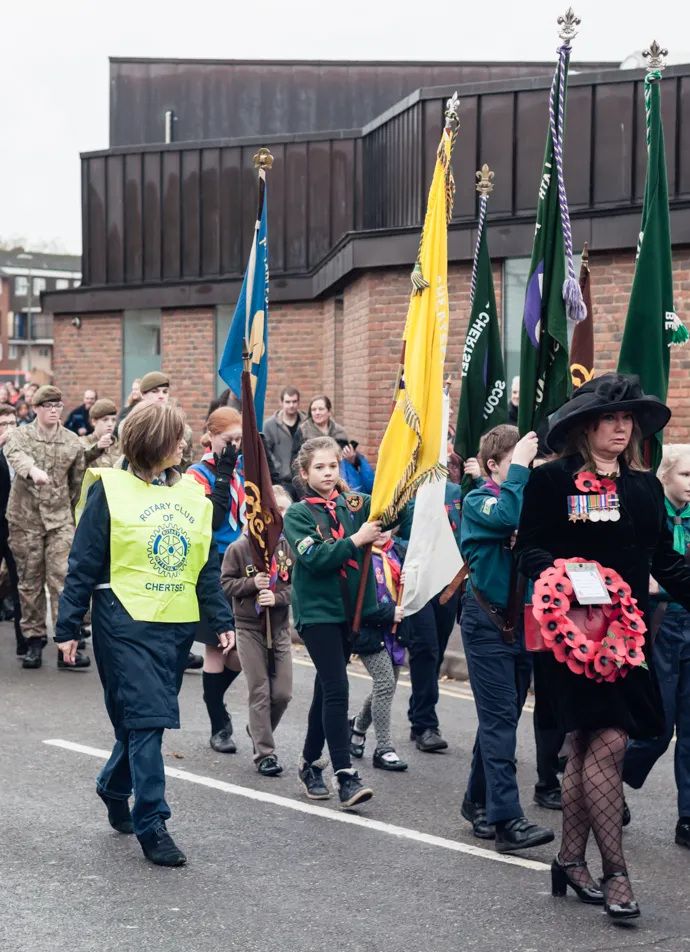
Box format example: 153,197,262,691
55,403,235,868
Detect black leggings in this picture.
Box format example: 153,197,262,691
300,623,352,772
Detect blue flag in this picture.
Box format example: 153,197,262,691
219,193,269,429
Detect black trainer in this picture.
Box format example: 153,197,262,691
298,756,330,800
97,787,134,834
534,787,562,811
185,652,203,670
495,816,555,853
676,817,690,849
138,826,186,867
257,755,283,777
413,728,448,752
372,747,408,771
57,649,91,670
334,768,373,809
461,796,496,840
22,641,43,669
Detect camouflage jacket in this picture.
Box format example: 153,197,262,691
79,433,121,469
4,422,85,530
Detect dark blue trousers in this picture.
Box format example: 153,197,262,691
462,594,533,824
97,728,169,837
624,611,690,818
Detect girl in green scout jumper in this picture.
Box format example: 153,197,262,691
283,436,381,809
55,402,235,868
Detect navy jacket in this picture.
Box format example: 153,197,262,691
65,403,94,436
55,480,233,731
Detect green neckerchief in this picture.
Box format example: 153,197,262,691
664,497,690,555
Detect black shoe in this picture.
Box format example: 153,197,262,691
373,747,408,771
97,787,134,834
534,787,563,811
57,649,91,669
22,641,43,669
413,728,448,752
551,856,604,904
600,871,640,920
210,728,236,753
138,826,187,867
15,633,29,657
298,756,330,800
257,755,283,777
495,816,555,853
461,796,496,840
185,652,203,670
334,768,374,809
622,799,631,827
676,817,690,849
349,716,366,760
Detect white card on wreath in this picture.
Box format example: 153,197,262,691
564,562,612,606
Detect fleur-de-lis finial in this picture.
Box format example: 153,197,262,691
475,165,495,197
253,148,274,170
445,91,460,127
557,7,581,45
643,40,668,72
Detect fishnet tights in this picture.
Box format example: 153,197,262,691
560,728,634,904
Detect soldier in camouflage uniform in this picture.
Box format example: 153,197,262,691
80,398,120,469
139,372,194,472
4,385,90,670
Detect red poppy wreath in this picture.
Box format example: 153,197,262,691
530,561,647,682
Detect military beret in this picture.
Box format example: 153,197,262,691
89,398,118,420
140,371,170,394
32,385,62,407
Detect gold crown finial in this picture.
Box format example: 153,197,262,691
476,165,495,198
643,41,668,72
557,7,580,45
253,148,274,171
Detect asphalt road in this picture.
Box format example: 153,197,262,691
0,624,688,952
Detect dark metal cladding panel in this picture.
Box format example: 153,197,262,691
478,93,514,216
181,149,201,278
514,89,549,213
124,153,143,283
201,147,221,276
267,143,286,273
422,98,443,196
284,142,308,271
308,139,332,267
143,151,161,282
452,95,478,221
354,136,364,231
88,157,107,286
593,83,635,206
161,151,181,280
661,77,678,198
220,147,242,275
241,147,260,266
81,159,90,284
679,77,690,196
331,138,355,247
106,154,124,284
562,84,593,210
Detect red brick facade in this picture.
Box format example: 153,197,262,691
51,248,690,464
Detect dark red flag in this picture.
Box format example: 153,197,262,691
570,243,595,388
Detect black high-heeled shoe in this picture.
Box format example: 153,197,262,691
600,871,640,920
551,856,604,904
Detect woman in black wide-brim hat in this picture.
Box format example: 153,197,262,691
516,373,690,920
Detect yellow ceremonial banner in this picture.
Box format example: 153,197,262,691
370,127,454,523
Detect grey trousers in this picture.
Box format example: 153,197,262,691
235,625,293,762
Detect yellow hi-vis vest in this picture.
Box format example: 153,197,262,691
77,468,213,624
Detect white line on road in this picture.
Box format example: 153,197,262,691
43,738,549,873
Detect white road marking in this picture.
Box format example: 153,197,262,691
43,739,549,872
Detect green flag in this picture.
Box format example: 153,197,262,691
518,46,582,436
617,70,688,469
454,200,506,493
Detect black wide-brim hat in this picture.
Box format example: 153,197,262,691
545,373,671,453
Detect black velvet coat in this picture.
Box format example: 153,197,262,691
515,454,690,739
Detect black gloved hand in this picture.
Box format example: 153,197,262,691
215,442,238,478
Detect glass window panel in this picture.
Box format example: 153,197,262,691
122,309,161,403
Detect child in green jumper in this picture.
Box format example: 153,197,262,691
283,436,381,809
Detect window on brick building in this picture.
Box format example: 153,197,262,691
123,309,161,402
32,277,47,296
55,278,70,290
215,306,233,397
502,256,580,386
15,276,28,296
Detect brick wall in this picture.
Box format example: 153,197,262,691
264,301,325,419
160,309,215,455
53,313,122,413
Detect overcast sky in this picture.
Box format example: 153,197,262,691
1,0,688,255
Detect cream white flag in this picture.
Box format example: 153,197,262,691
401,393,463,615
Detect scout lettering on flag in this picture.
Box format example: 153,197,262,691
455,167,506,495
240,369,283,573
570,243,594,388
369,122,456,523
617,53,688,470
219,185,270,429
402,393,463,615
518,41,585,436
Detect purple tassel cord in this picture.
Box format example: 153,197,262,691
549,45,587,323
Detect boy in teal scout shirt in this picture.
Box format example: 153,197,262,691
459,424,555,854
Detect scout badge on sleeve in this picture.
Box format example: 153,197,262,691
567,472,620,523
346,493,364,513
297,536,315,556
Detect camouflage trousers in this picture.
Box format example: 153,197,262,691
8,523,75,642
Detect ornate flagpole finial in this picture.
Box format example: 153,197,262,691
643,41,668,72
475,165,495,198
253,148,274,171
557,7,580,45
444,91,460,128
